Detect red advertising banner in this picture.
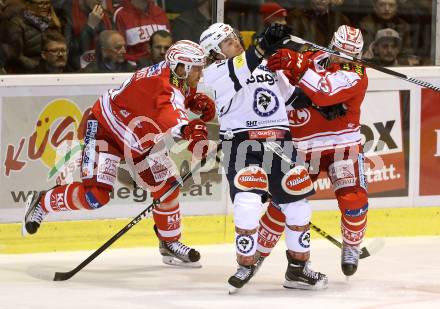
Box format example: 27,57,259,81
419,89,440,195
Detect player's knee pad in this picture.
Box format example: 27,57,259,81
279,198,311,226
83,186,111,209
337,190,368,225
234,192,262,230
234,192,262,259
154,186,180,211
279,199,311,253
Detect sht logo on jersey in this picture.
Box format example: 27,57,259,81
253,88,279,117
288,108,311,127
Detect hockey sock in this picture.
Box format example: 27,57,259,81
257,201,285,257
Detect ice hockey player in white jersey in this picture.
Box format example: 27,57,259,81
200,23,328,293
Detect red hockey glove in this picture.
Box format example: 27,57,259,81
181,119,209,160
185,93,216,122
267,49,309,84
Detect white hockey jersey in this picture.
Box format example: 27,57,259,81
203,51,298,139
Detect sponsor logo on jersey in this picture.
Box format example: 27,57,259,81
288,108,311,127
246,120,258,127
328,159,357,190
281,165,314,195
85,191,102,209
246,73,276,85
97,153,120,186
234,166,268,191
233,54,245,69
253,88,279,117
345,203,369,217
236,234,255,254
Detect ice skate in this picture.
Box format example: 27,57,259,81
341,242,360,277
283,251,328,290
154,225,201,268
22,191,47,237
228,264,256,294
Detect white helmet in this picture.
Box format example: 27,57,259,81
329,25,364,57
165,40,206,79
199,22,235,58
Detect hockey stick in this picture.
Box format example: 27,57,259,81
284,35,440,92
53,142,222,281
262,141,382,259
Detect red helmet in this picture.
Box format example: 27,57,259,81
330,25,364,57
165,40,206,78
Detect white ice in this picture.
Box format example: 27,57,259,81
1,237,440,309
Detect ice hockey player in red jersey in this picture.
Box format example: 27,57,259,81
261,25,369,277
22,40,216,268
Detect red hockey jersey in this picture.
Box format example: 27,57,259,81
288,51,368,153
114,0,170,62
91,62,189,157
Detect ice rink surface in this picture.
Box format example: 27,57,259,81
1,237,439,309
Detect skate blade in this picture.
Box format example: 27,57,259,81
21,193,36,237
162,256,202,268
283,279,328,291
228,284,239,295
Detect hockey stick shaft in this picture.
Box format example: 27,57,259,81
262,141,371,259
286,35,440,92
53,142,222,281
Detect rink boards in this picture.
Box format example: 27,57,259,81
0,68,440,253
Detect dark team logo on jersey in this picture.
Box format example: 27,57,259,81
253,88,279,117
299,230,311,248
236,234,255,254
288,108,311,127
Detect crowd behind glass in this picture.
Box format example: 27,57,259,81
0,0,434,74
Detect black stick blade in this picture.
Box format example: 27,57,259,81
359,247,371,259
53,270,77,281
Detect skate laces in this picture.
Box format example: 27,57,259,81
167,241,192,257
234,265,253,280
30,204,46,224
342,244,360,264
302,261,322,280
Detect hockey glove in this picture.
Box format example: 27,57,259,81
267,49,309,84
257,23,292,56
181,119,209,160
313,103,347,120
185,93,216,122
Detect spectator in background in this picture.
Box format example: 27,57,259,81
171,0,212,43
81,30,136,72
259,2,287,26
114,0,170,64
359,0,414,62
0,0,23,73
36,30,71,73
286,0,352,47
364,28,402,66
137,29,172,68
3,0,62,73
63,0,113,71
